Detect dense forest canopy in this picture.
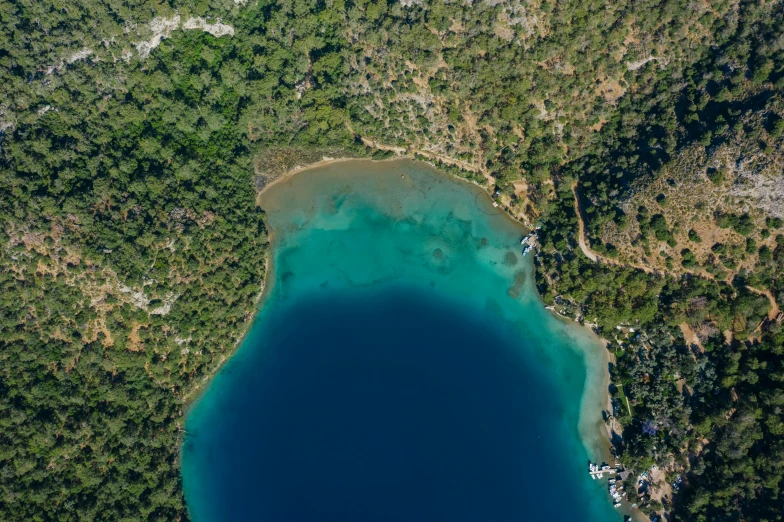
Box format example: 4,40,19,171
1,0,783,520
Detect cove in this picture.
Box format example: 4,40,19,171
182,159,622,522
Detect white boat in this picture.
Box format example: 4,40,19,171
520,233,537,246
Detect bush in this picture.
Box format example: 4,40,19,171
732,214,755,236
766,217,783,229
769,117,784,139
721,256,738,269
715,213,755,236
716,213,735,229
681,249,698,268
651,214,673,242
707,168,725,185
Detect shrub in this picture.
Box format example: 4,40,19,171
766,217,783,229
716,213,734,229
651,214,672,242
721,256,738,269
733,214,755,236
707,167,725,185
769,117,784,139
681,249,698,268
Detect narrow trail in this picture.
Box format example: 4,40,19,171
571,183,781,322
572,182,598,262
359,136,492,183
746,285,781,321
359,136,406,154
571,182,654,274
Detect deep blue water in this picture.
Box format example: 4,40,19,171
182,160,621,522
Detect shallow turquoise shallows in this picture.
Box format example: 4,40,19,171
182,159,622,522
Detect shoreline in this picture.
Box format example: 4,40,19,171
186,156,619,513
181,253,272,410
255,154,534,230
183,157,378,414
255,154,619,466
255,155,404,205
545,303,616,462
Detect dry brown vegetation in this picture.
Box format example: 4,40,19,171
599,112,784,278
343,0,737,201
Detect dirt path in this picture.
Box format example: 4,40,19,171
571,183,784,325
571,182,656,273
359,136,406,154
360,136,493,184
570,182,761,284
572,182,598,262
745,285,781,321
679,322,705,352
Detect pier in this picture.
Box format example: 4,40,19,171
588,469,617,477
587,462,618,479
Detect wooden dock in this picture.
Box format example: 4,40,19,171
589,469,617,476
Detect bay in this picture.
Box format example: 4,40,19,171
182,159,622,522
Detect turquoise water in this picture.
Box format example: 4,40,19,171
182,159,621,522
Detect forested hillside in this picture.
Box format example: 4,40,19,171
533,1,784,519
1,0,783,520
